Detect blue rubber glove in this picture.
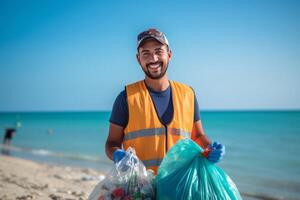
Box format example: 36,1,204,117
112,149,126,163
207,142,225,163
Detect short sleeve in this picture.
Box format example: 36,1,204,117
194,94,201,122
109,90,129,127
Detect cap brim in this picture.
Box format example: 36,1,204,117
137,36,165,49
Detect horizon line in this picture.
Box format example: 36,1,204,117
0,108,300,113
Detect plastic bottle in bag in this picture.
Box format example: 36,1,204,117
88,147,155,200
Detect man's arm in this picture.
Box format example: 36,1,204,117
192,120,226,163
191,120,211,149
105,123,125,160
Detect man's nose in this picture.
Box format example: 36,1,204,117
149,53,159,62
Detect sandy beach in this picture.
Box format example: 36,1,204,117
0,155,105,200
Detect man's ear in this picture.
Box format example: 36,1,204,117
168,50,172,60
136,53,141,65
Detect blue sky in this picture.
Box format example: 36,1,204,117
0,0,299,111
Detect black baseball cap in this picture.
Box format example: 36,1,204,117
137,28,169,49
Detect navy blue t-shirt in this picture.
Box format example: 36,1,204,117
109,85,201,127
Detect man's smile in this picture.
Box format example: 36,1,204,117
147,62,162,70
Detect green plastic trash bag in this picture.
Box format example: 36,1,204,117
156,138,242,200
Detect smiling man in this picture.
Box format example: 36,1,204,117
105,28,225,174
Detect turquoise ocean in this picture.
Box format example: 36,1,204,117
0,111,299,200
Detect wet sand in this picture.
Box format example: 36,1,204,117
0,155,105,200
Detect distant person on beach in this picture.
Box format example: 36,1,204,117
105,28,225,173
3,128,16,145
2,128,16,155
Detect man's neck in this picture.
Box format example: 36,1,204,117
144,75,169,92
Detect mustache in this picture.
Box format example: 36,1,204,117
146,62,162,68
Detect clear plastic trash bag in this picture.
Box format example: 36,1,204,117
88,147,155,200
156,139,243,200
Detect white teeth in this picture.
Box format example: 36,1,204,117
149,63,161,69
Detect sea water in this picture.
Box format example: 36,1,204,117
0,111,299,200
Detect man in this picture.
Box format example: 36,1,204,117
3,128,16,145
105,28,225,173
2,128,16,155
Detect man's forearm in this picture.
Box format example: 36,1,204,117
192,134,211,149
105,141,122,160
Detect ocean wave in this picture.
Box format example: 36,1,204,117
31,149,53,156
241,192,288,200
0,144,106,164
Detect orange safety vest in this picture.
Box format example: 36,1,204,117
123,80,195,174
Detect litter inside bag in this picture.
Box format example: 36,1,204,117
88,147,155,200
156,138,243,200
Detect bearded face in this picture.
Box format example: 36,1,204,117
137,39,171,80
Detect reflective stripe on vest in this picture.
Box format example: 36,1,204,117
124,127,190,141
169,128,191,138
124,127,165,141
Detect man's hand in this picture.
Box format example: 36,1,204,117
113,149,127,163
112,148,141,173
207,142,225,163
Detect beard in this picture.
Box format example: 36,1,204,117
143,61,168,80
